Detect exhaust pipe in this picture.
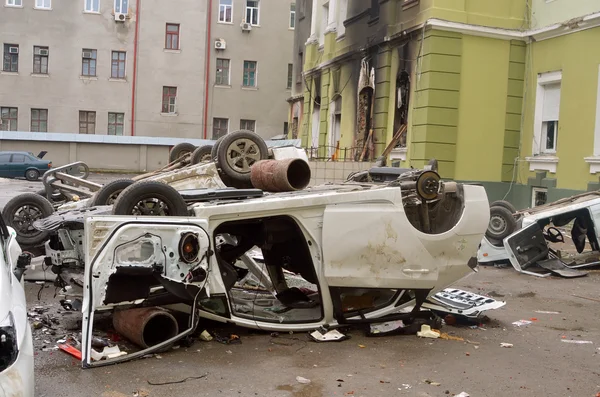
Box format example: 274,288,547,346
250,159,311,192
112,307,179,349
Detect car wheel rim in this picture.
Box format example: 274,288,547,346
226,138,261,173
27,171,36,179
12,205,43,236
201,153,212,162
132,198,170,216
489,215,506,234
107,190,124,205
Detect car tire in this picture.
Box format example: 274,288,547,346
89,179,135,207
25,169,40,181
191,145,214,164
211,135,226,161
215,130,268,188
112,180,189,216
489,200,516,214
169,143,196,163
2,193,54,247
486,206,517,241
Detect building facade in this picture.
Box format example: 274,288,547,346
292,0,600,209
0,0,294,140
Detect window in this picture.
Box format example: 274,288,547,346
6,0,22,6
213,118,228,139
0,107,18,131
111,51,126,79
216,58,230,86
0,154,9,162
35,0,51,9
114,0,128,13
290,3,296,29
162,86,177,113
243,60,257,87
11,154,24,163
370,0,380,19
245,0,259,25
108,112,124,135
33,46,49,74
319,4,328,43
533,73,561,155
165,23,180,50
240,119,255,132
338,0,348,37
287,63,293,89
532,188,548,207
81,49,97,76
85,0,100,12
3,44,19,73
79,111,96,134
31,109,48,132
283,122,289,137
219,0,232,23
296,51,303,83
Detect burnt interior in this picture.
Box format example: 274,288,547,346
403,183,466,235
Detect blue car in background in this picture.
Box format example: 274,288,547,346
0,151,52,181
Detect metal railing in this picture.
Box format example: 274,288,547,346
306,144,406,162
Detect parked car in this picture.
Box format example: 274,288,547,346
0,151,52,181
0,211,34,396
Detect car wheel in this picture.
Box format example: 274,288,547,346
211,135,226,161
169,143,196,163
89,179,135,207
2,193,54,247
25,169,40,181
489,200,516,214
112,180,189,216
191,145,214,164
215,130,268,188
486,206,517,241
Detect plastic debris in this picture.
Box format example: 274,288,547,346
535,310,560,314
424,379,441,386
454,393,470,397
358,344,366,348
417,324,440,339
561,340,593,344
369,320,405,334
500,343,513,348
296,376,311,384
58,343,82,360
309,329,348,342
91,345,127,361
512,320,532,327
199,330,213,342
399,384,412,390
439,333,464,342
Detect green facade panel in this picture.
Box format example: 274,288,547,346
420,54,462,74
503,130,520,148
505,96,523,114
505,113,521,131
414,89,460,109
507,79,524,97
411,125,458,144
412,142,457,162
423,36,462,56
413,107,459,126
417,71,461,91
508,61,525,80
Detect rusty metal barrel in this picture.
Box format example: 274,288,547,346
112,307,179,349
250,158,311,192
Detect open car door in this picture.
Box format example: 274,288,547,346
503,223,550,276
80,216,211,367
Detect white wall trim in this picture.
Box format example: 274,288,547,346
593,64,600,157
390,147,407,161
584,156,600,174
526,155,559,173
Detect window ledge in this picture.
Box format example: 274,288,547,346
217,21,233,25
108,78,127,82
80,75,98,80
241,86,258,91
402,0,420,10
163,49,181,53
390,147,407,161
525,155,559,173
1,71,19,76
83,10,100,14
31,73,49,78
33,7,52,10
215,84,231,89
161,112,178,117
4,5,24,8
584,156,600,174
336,33,346,42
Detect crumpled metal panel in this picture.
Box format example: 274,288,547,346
33,206,112,232
150,162,227,190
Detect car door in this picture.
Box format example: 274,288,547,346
0,153,11,177
8,153,26,178
502,222,549,274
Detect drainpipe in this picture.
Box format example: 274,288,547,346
130,0,141,136
203,0,213,139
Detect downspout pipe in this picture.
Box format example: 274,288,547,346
203,0,213,139
130,0,141,136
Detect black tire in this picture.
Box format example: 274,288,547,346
211,135,226,161
169,143,196,163
36,188,66,203
112,180,189,217
2,193,54,247
25,169,40,181
215,130,268,187
486,206,517,241
191,145,214,164
490,200,516,214
89,179,135,207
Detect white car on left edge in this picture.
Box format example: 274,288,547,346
0,211,34,397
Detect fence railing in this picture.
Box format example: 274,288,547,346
305,145,407,162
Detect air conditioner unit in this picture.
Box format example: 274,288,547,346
115,12,126,22
241,22,252,31
82,51,93,59
8,47,18,54
214,39,226,50
36,48,49,56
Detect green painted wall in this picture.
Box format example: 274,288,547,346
520,26,600,191
531,0,600,29
454,35,510,182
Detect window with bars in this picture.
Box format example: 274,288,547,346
243,61,257,87
79,111,96,134
245,0,259,25
3,44,19,73
85,0,99,12
33,46,49,74
82,49,97,76
165,24,180,50
216,58,230,86
31,109,48,132
162,86,177,113
213,118,228,139
287,63,293,89
219,0,232,23
108,112,124,135
240,119,255,132
290,3,296,29
111,51,126,79
0,107,18,131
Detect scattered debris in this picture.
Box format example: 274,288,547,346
535,310,560,314
512,320,532,327
572,294,600,303
358,344,366,348
454,393,470,397
309,329,348,342
500,343,513,348
423,289,506,321
417,325,440,339
424,379,441,386
296,376,311,384
399,384,412,390
147,374,208,386
199,330,213,342
225,350,232,354
132,390,149,397
368,320,405,335
91,345,127,361
439,333,464,342
561,340,593,344
58,343,82,360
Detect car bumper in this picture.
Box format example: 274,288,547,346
0,322,34,397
